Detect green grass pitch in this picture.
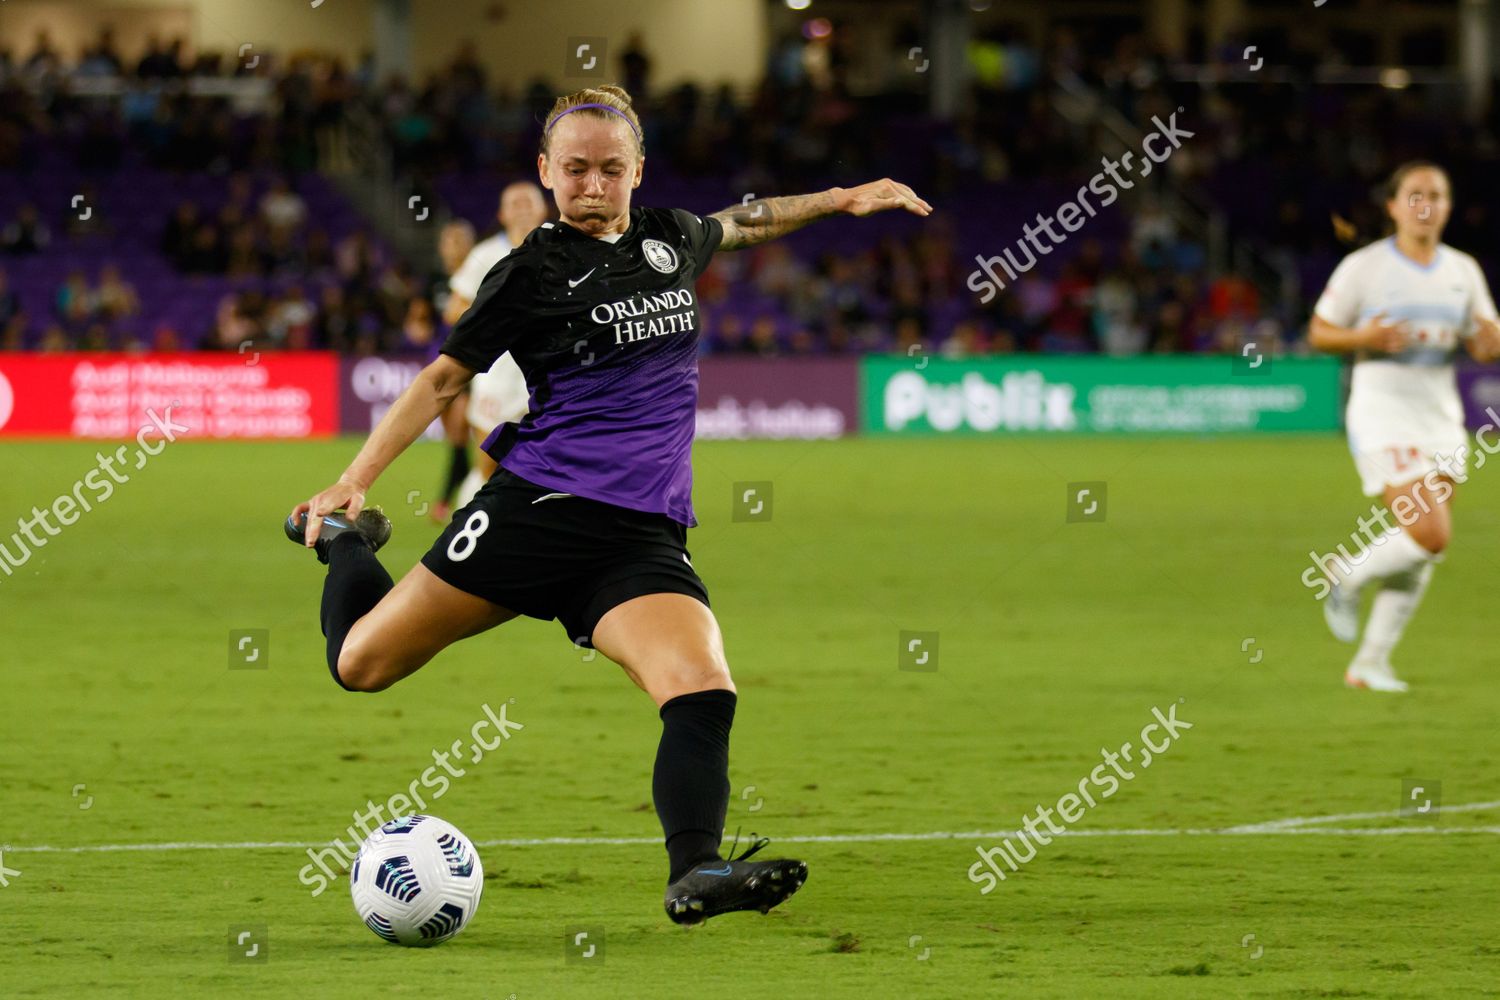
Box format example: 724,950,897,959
3,433,1499,998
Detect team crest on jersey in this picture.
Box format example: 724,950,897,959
642,238,679,274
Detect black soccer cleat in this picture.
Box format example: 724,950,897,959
663,835,808,926
284,507,392,564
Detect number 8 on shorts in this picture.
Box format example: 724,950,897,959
447,510,490,562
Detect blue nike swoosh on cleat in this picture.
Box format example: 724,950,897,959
695,865,733,876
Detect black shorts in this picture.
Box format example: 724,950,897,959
420,468,709,647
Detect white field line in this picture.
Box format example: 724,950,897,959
4,801,1499,855
1221,798,1500,833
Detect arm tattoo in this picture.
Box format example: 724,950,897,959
708,190,840,251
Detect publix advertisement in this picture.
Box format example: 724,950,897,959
0,352,1364,440
862,356,1344,434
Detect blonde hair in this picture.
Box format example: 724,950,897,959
540,85,644,160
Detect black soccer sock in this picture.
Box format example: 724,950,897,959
319,533,394,691
654,688,737,882
442,444,470,503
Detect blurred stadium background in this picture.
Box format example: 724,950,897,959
8,2,1500,997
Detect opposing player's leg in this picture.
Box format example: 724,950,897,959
1345,476,1450,691
456,361,529,510
454,431,498,510
1322,443,1449,646
591,594,807,924
433,392,472,522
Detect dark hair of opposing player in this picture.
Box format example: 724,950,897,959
1383,159,1449,203
1331,159,1451,246
539,85,645,160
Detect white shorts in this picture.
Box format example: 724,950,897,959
1346,361,1469,496
466,354,530,436
1349,429,1468,496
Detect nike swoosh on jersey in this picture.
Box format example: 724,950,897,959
530,492,575,504
568,268,597,288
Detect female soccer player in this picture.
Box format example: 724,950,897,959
1310,161,1500,691
286,85,931,923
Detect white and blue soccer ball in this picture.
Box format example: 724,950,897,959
349,815,484,946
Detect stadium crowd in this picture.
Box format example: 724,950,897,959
0,20,1476,359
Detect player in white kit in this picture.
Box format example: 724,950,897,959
1310,162,1500,691
442,182,550,511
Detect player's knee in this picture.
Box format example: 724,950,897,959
652,655,734,701
336,646,396,693
1407,520,1450,555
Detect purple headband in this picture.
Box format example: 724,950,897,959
546,103,641,142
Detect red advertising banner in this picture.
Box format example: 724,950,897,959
0,353,339,439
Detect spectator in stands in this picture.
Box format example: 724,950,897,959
2,204,51,255
1095,269,1145,356
0,268,20,329
621,33,653,98
136,36,184,78
942,320,989,359
712,313,749,354
77,27,125,77
22,30,61,77
263,224,307,276
336,230,382,287
161,202,201,269
182,219,228,274
0,268,23,350
149,323,182,352
79,322,112,351
314,285,356,352
226,224,261,277
95,265,140,322
748,315,781,357
304,227,336,276
260,176,308,234
56,271,96,328
400,297,439,353
38,325,72,353
268,287,316,346
207,293,259,352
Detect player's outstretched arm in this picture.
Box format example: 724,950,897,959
292,354,475,546
709,178,932,251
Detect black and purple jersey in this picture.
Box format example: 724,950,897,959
439,206,723,527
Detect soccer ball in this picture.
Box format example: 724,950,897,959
349,815,484,946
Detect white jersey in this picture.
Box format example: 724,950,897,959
449,232,513,301
1314,237,1497,493
449,232,529,432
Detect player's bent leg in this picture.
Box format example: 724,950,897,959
337,563,516,693
1321,475,1450,646
1386,478,1452,555
591,593,805,924
1346,477,1453,692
